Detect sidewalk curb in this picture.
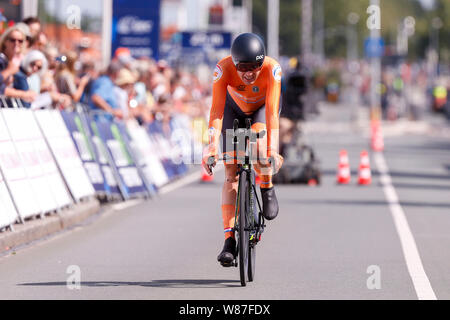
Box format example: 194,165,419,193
0,199,101,254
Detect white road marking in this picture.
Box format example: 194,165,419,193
374,152,437,300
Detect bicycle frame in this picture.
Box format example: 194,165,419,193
209,118,267,284
228,118,265,246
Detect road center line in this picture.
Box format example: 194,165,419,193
374,152,437,300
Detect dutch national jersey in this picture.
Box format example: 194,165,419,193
208,55,282,155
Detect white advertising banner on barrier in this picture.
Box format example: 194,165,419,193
37,110,95,200
127,124,169,187
33,110,74,208
0,109,16,229
71,131,105,187
91,135,119,189
0,177,18,229
2,108,59,214
0,109,40,219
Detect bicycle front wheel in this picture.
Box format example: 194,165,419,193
237,170,250,287
247,171,257,282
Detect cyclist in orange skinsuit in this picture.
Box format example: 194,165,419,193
202,33,283,267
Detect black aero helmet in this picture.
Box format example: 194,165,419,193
231,33,265,72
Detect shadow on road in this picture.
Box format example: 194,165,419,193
18,279,241,289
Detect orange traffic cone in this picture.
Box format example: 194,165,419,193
201,166,214,182
337,150,351,184
358,150,372,185
371,120,384,152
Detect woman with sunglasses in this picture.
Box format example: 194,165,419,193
0,26,36,104
12,50,47,108
202,33,284,266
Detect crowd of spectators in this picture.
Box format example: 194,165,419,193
0,17,210,127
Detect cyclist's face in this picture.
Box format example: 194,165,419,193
237,69,261,85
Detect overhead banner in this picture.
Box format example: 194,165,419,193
181,31,232,50
112,0,161,60
178,31,232,66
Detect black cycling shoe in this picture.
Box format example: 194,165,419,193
217,237,236,267
261,187,279,220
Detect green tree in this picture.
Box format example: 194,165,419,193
251,0,450,62
252,0,301,56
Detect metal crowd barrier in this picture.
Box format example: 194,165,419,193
0,96,202,232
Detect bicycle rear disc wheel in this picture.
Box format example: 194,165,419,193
238,170,249,287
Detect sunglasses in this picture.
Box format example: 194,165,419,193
30,61,43,71
8,37,24,44
236,62,263,73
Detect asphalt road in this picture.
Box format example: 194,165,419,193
0,102,449,300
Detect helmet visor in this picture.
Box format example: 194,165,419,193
235,62,263,72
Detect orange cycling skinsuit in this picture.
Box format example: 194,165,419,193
202,33,283,266
208,55,282,158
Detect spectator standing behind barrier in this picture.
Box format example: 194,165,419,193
15,21,43,93
22,17,41,37
0,49,19,96
114,68,138,120
79,61,98,105
13,22,32,53
154,94,173,137
40,46,58,95
150,72,169,102
55,51,90,103
132,59,156,124
22,17,41,49
0,25,36,104
13,49,47,108
89,62,123,120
